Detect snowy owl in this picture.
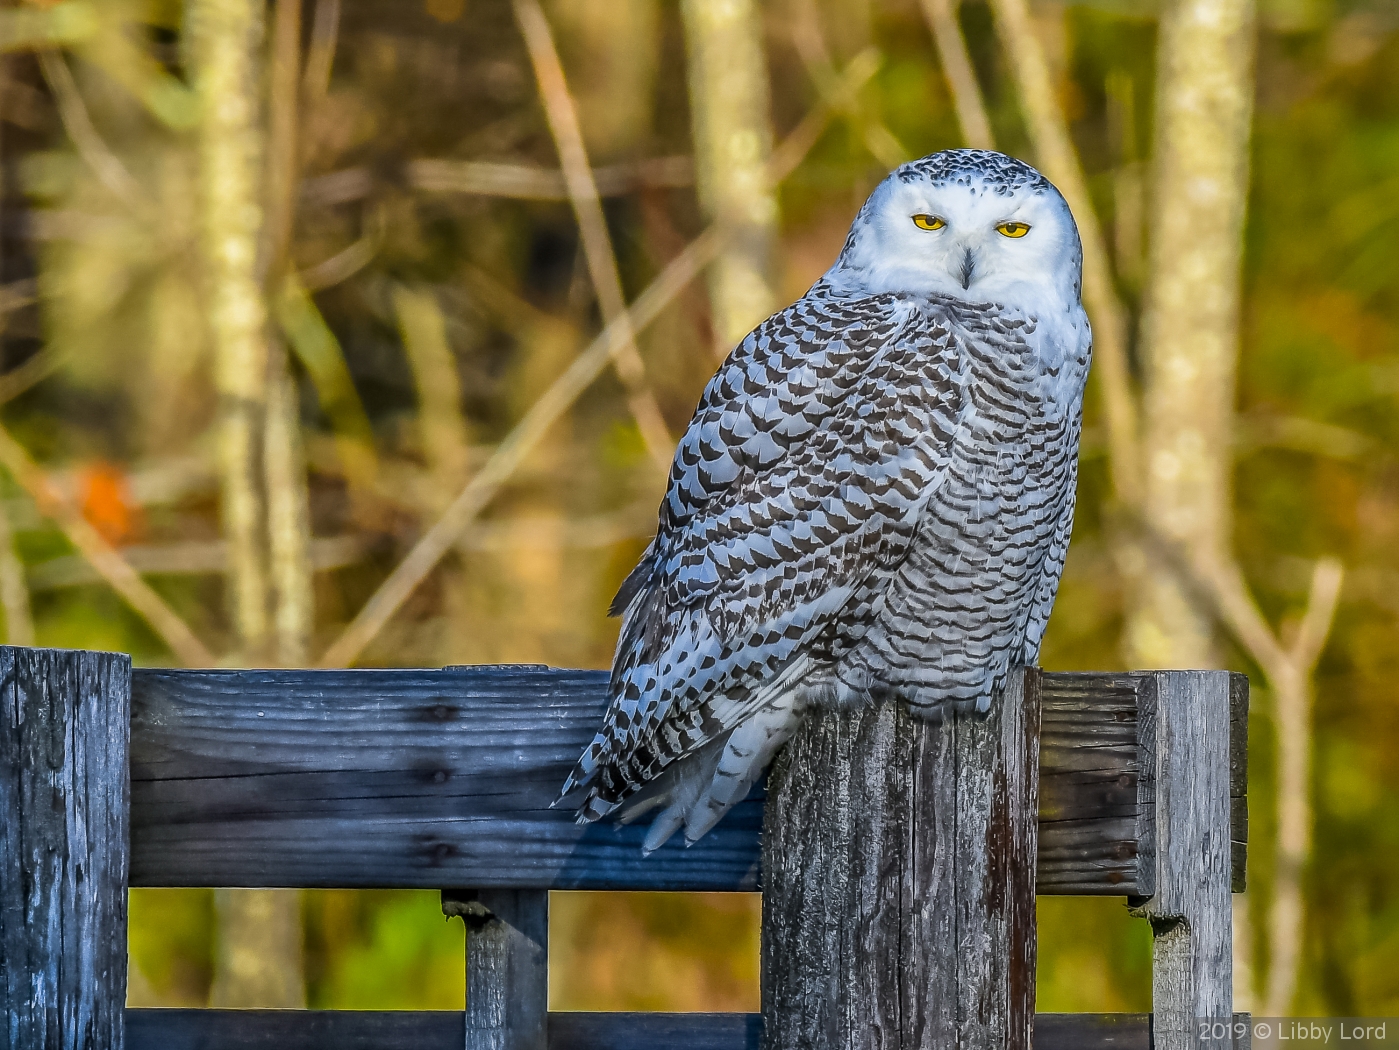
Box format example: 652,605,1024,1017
562,149,1091,852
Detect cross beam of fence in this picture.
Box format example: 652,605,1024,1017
2,651,1246,1050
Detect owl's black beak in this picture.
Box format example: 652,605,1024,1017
959,246,976,289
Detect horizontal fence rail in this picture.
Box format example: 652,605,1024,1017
128,665,1246,895
126,1010,1159,1050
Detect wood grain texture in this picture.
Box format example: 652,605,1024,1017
1036,672,1151,895
548,1012,763,1050
1131,671,1235,1050
1032,1014,1149,1049
130,666,763,891
451,890,548,1050
124,1010,1166,1048
127,666,1225,894
761,668,1039,1050
127,1010,464,1049
0,646,132,1050
1229,671,1249,893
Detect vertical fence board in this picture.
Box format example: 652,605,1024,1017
1229,672,1248,893
1131,671,1234,1050
445,889,548,1050
761,667,1040,1049
0,646,132,1050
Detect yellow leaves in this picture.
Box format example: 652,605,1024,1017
77,28,198,130
0,2,97,53
5,2,196,129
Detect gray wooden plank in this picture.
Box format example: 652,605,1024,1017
548,1013,763,1050
129,666,1189,893
127,1009,463,1049
1230,671,1249,893
1033,1014,1149,1049
1038,672,1151,896
1,646,132,1050
1131,671,1235,1050
761,668,1039,1049
445,890,548,1050
130,666,762,892
125,1011,1159,1049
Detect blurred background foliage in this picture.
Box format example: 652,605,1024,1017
0,0,1394,1019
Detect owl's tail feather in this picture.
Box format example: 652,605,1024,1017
639,678,808,854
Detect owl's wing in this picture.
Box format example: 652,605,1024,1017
564,289,972,816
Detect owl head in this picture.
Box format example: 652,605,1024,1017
828,149,1084,311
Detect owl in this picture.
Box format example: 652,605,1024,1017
562,149,1091,852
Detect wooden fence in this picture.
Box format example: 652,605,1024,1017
0,647,1248,1049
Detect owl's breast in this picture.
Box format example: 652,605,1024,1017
824,306,1086,714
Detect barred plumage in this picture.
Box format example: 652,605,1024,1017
562,149,1092,850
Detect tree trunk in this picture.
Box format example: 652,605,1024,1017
265,359,313,668
190,0,271,660
1129,0,1258,1010
680,0,778,356
190,0,306,1009
1128,0,1255,671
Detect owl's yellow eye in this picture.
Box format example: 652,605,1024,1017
997,221,1031,238
912,214,946,231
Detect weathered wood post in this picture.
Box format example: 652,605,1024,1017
1131,670,1236,1050
763,667,1040,1050
443,889,549,1050
0,646,132,1050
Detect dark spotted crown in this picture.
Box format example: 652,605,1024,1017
893,149,1052,196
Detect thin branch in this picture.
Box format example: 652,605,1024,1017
392,284,472,499
301,0,340,104
298,215,381,292
0,345,64,406
28,534,372,591
1137,520,1341,683
265,357,314,666
262,0,314,670
38,49,148,214
0,277,36,316
788,0,907,170
768,49,883,178
300,157,694,209
1234,414,1377,461
1137,518,1342,1016
986,0,1140,507
318,228,720,669
316,58,876,669
0,488,32,646
1262,558,1341,1017
513,0,673,471
274,275,377,493
411,156,694,199
461,263,580,342
457,501,655,552
919,0,994,150
0,423,214,665
1292,558,1344,671
260,0,302,287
